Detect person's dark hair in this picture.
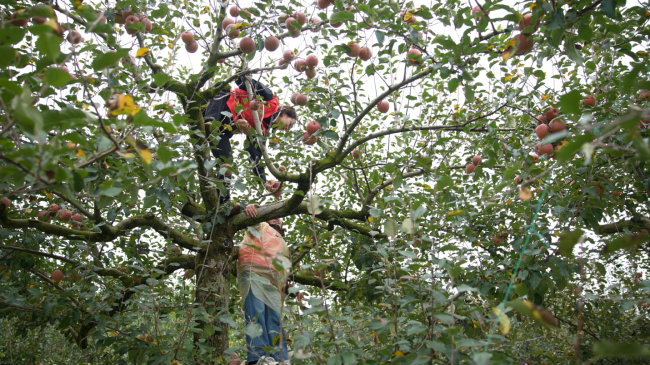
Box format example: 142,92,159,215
268,223,285,238
271,105,298,129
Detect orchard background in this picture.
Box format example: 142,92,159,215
1,0,650,364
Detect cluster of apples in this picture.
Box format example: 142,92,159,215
181,31,199,53
281,53,319,79
302,120,321,145
534,106,566,157
465,155,482,174
38,203,84,226
497,11,539,57
51,269,79,282
290,91,309,107
114,8,153,35
492,231,508,245
345,42,372,61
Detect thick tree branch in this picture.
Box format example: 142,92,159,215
599,217,650,234
0,210,199,251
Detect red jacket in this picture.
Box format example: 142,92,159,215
226,88,279,134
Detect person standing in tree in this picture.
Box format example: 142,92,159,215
202,76,297,204
239,203,291,365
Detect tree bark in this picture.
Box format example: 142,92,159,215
193,233,234,362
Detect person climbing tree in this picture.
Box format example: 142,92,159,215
238,203,291,365
202,76,298,204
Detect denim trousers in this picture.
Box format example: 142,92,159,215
244,289,288,363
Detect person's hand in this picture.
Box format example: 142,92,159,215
265,180,283,198
234,120,251,135
244,204,259,217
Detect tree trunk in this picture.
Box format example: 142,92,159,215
193,233,234,362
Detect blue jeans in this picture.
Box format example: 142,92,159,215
244,289,288,363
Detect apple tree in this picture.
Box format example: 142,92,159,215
1,0,650,364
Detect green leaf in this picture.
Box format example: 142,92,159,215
152,72,172,87
203,323,215,336
436,175,453,189
604,234,650,254
93,51,129,71
0,28,27,45
564,38,584,66
384,219,398,238
633,135,650,160
44,67,72,87
557,90,582,115
330,11,355,24
375,30,384,45
557,229,583,257
322,130,339,140
448,77,458,92
35,32,62,61
402,218,415,234
245,322,263,339
600,0,618,20
556,133,593,162
593,341,650,359
157,145,171,163
341,353,356,365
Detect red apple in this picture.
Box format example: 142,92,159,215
471,6,488,20
359,47,372,61
38,210,50,221
377,101,389,113
264,36,280,51
71,213,83,227
318,0,331,9
229,7,239,17
222,163,233,177
96,12,107,23
226,24,240,39
239,37,256,54
222,17,235,30
185,41,199,53
294,59,307,72
250,100,260,111
536,123,550,139
352,149,361,158
513,34,534,54
293,12,306,25
32,16,47,24
122,10,134,19
492,236,501,245
407,48,422,64
310,17,322,32
184,269,193,279
305,55,318,68
59,209,72,221
49,203,60,213
285,17,298,31
536,114,547,125
305,68,317,79
549,119,567,133
141,17,152,33
583,95,597,107
68,273,79,281
51,269,64,282
466,163,476,174
9,12,28,27
1,197,10,209
306,120,321,135
303,133,317,145
472,155,482,166
290,93,300,104
295,94,308,106
278,59,288,69
544,106,560,121
640,90,649,101
346,43,360,57
536,143,553,156
283,49,295,62
66,30,83,44
277,14,288,28
181,31,195,45
518,13,539,35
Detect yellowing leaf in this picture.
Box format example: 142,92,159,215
117,150,136,159
446,209,463,217
135,140,152,165
109,94,140,116
519,187,532,201
555,140,568,150
76,148,86,157
492,307,510,334
394,351,405,356
504,74,516,82
136,47,150,57
135,333,158,344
